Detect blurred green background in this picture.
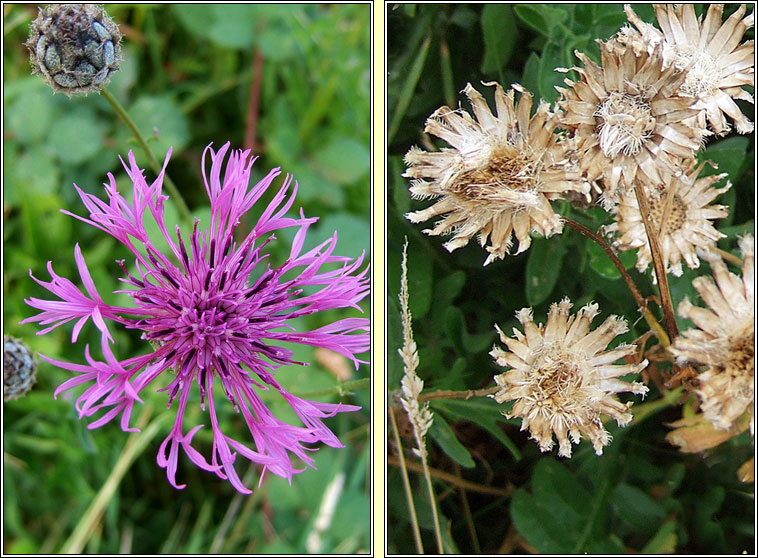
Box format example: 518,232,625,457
387,3,754,555
4,3,370,554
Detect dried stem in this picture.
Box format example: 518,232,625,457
563,217,670,347
388,406,424,554
419,386,500,403
632,181,679,340
387,454,514,497
398,237,444,554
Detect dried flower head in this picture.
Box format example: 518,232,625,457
404,82,590,265
25,4,122,97
619,4,755,136
4,336,37,401
491,298,649,457
556,39,704,207
607,160,731,277
670,235,754,434
22,142,370,493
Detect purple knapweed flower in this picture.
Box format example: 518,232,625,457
22,142,370,493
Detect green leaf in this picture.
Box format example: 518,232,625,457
428,413,476,468
431,397,521,460
514,5,567,37
313,137,370,184
587,238,637,279
313,213,370,260
525,236,566,306
481,5,517,74
610,483,665,534
511,460,624,553
120,95,190,164
47,110,106,166
641,519,678,554
698,136,750,182
5,82,57,145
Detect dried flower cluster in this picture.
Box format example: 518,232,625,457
404,4,752,265
401,5,753,458
491,299,648,457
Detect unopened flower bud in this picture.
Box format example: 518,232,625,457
25,4,122,97
4,336,37,401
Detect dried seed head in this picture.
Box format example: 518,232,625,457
491,298,649,457
25,4,122,97
4,336,37,401
670,235,755,434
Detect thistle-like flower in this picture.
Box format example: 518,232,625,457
491,299,649,457
556,39,704,207
670,235,754,434
404,82,590,265
22,142,370,493
619,3,755,136
607,160,731,277
25,3,122,97
4,336,37,401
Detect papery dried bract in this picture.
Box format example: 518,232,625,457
491,298,648,457
404,82,590,265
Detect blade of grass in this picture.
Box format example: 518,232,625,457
388,34,431,145
59,405,168,554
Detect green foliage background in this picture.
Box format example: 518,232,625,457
388,4,754,554
3,4,370,554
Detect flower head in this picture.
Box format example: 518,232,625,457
491,298,648,457
619,4,755,136
607,160,731,277
404,82,590,265
556,39,704,207
22,142,370,493
4,336,37,401
670,235,754,434
25,4,122,97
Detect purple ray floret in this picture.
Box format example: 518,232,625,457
22,142,369,493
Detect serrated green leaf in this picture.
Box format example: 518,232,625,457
429,413,476,468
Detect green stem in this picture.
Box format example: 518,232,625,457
100,87,193,224
60,406,169,554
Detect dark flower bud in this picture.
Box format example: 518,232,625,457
4,336,37,401
25,4,122,97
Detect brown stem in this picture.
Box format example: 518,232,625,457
563,217,670,347
387,455,514,498
244,49,264,155
631,182,679,340
418,386,500,403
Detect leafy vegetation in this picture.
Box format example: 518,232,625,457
388,4,753,554
4,4,369,554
